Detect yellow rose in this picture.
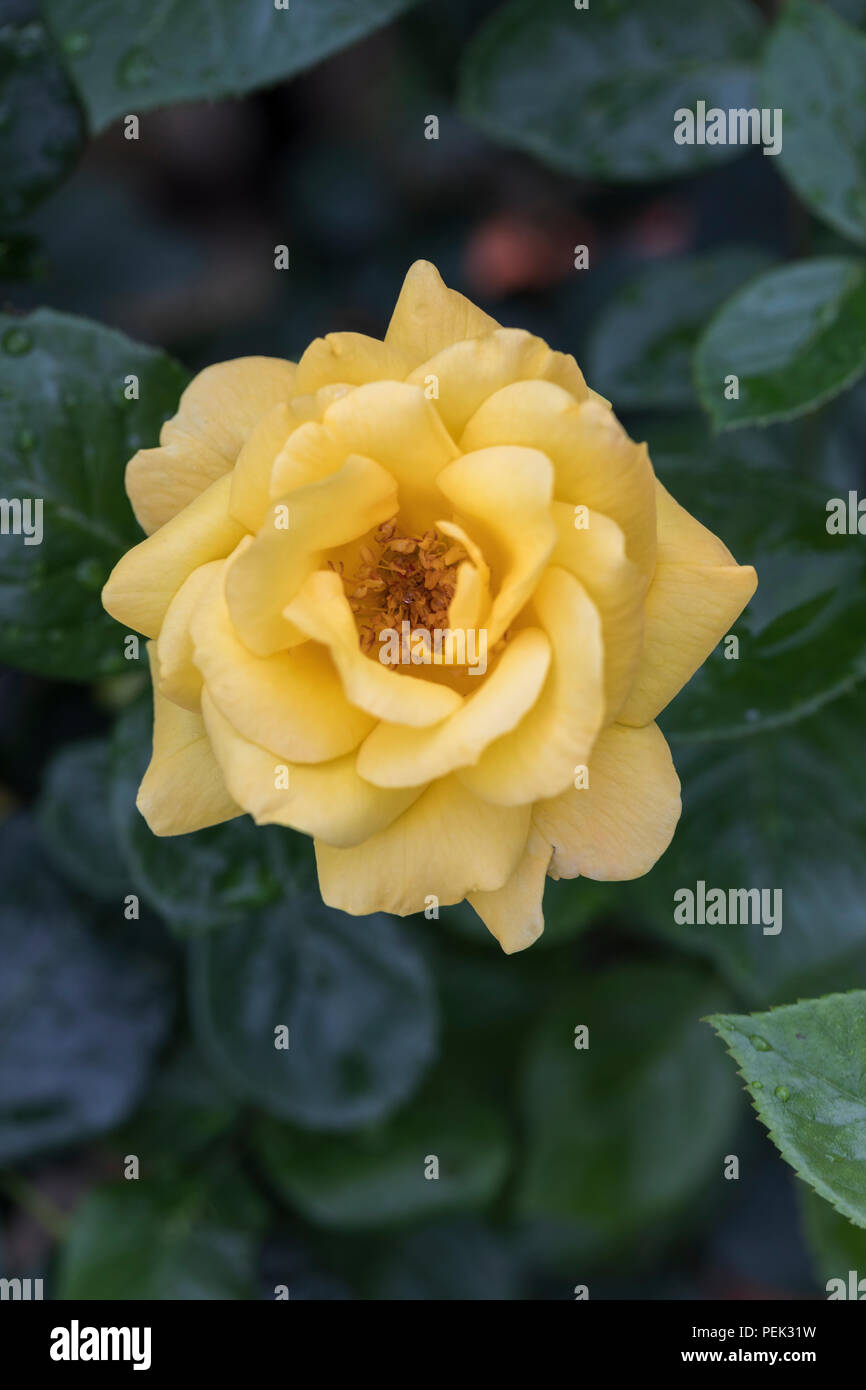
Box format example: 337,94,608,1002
102,261,756,953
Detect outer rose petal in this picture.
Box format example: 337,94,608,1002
137,645,240,836
295,333,414,393
356,626,551,788
315,775,531,915
461,383,657,580
127,356,298,535
385,259,499,364
156,561,221,711
101,473,244,639
617,479,758,726
200,692,420,848
406,327,588,438
533,722,681,880
468,827,553,955
191,563,373,763
458,567,604,806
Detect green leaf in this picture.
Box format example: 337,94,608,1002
253,1075,509,1230
633,691,866,1005
648,436,866,741
57,1173,259,1299
109,701,288,933
694,257,866,429
708,991,866,1228
829,0,866,24
367,1220,525,1300
190,895,437,1131
459,0,764,182
0,816,173,1164
587,249,775,410
115,1046,238,1172
800,1187,866,1291
36,737,129,900
0,233,45,281
43,0,423,132
0,309,187,680
762,0,866,248
0,1,84,220
516,962,739,1258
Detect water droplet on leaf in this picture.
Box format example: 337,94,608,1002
2,326,32,356
117,46,156,88
63,30,92,56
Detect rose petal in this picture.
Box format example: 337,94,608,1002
127,356,297,534
534,721,681,880
315,774,531,915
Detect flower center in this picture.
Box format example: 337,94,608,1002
337,521,466,655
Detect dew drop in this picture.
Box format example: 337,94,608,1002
750,1034,771,1051
774,1085,790,1102
63,30,92,56
752,1081,763,1090
2,326,32,356
116,46,156,89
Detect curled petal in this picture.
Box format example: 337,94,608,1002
102,473,244,639
461,383,657,580
406,327,588,437
137,645,240,836
225,454,398,656
468,827,553,955
357,626,551,788
201,692,420,847
156,561,221,711
321,380,459,532
458,566,604,806
617,479,757,726
534,722,681,880
228,401,296,533
315,775,531,915
127,356,297,535
551,502,644,721
436,445,556,645
385,259,499,364
192,563,373,762
284,569,462,727
296,332,414,393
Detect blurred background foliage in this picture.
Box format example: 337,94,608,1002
0,0,865,1299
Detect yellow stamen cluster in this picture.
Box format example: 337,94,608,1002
338,520,466,654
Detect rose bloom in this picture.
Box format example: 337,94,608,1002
103,261,756,953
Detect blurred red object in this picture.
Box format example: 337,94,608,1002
464,212,593,299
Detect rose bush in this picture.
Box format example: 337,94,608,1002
102,261,756,952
